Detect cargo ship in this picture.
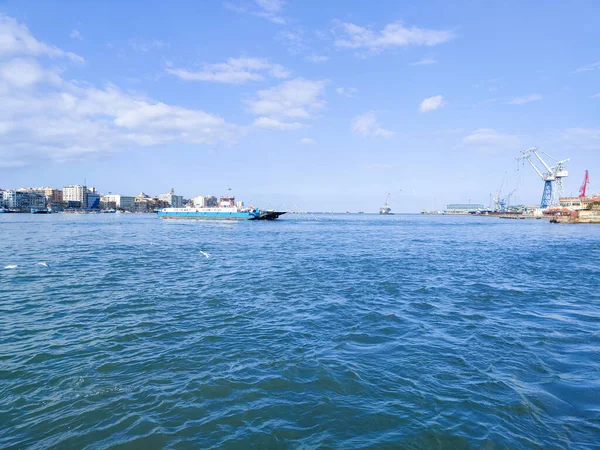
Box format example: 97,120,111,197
157,195,285,221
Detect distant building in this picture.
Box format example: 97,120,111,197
87,192,100,209
193,195,218,208
63,185,88,208
134,192,166,212
559,196,600,210
159,188,184,208
3,190,45,211
41,187,63,205
445,203,485,214
101,194,135,211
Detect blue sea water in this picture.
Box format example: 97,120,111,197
1,213,599,449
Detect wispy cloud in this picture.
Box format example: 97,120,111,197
128,38,168,53
300,137,315,144
463,128,520,150
69,29,83,41
507,94,542,105
247,78,326,130
572,61,600,74
0,14,83,63
410,58,436,66
352,111,394,138
225,0,286,24
592,93,600,99
561,128,600,150
167,57,289,84
419,95,444,112
306,54,329,63
333,20,455,55
336,87,357,98
252,117,303,130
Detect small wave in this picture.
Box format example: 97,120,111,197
36,262,49,267
200,251,211,259
4,264,18,269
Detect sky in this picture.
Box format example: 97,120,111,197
0,0,599,212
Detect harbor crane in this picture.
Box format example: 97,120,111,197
579,170,590,198
492,174,517,212
517,147,569,208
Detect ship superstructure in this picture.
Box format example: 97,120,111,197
158,195,285,220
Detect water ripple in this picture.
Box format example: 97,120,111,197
1,214,599,448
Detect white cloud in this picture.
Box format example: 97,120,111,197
561,128,600,150
333,20,455,55
69,29,83,41
463,128,520,149
507,94,542,105
410,58,436,66
167,57,289,84
336,87,357,98
306,54,329,63
0,15,237,167
0,57,61,87
351,111,394,138
247,78,326,129
300,137,315,144
591,93,600,99
252,117,303,130
254,0,285,23
419,95,444,112
572,61,600,74
128,38,168,53
225,0,286,24
0,14,83,63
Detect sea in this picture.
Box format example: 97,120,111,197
1,213,599,449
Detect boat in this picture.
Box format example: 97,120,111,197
158,195,285,221
31,208,52,214
0,208,6,213
379,193,394,215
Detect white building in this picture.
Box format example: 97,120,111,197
159,188,184,207
63,185,88,207
192,195,218,208
101,194,135,211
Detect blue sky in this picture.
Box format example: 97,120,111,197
0,0,599,211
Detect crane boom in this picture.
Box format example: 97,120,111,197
579,170,590,197
532,150,555,174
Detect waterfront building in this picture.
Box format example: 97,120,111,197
87,192,100,209
3,190,46,211
41,187,63,205
134,192,162,212
0,190,4,208
193,195,218,208
159,188,184,208
101,194,135,211
445,203,485,214
559,196,600,210
63,185,88,208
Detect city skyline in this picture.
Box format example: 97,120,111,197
0,1,599,211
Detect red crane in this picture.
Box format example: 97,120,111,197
579,170,590,197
